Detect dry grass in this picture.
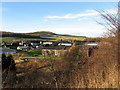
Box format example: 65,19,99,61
71,37,118,88
2,37,119,88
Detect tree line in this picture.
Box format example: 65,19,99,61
1,32,41,39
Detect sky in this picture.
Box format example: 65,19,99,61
1,2,118,37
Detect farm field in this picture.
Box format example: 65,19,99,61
44,35,85,41
1,31,86,42
0,37,43,42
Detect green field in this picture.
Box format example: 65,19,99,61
46,35,86,41
1,31,86,42
1,35,86,42
0,37,43,42
19,55,60,59
13,49,60,60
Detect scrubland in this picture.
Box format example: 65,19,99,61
2,36,119,88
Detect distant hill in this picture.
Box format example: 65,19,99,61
29,31,86,37
0,31,86,42
29,31,58,37
0,31,41,38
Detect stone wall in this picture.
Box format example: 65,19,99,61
42,49,67,56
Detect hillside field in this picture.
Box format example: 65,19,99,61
1,31,86,42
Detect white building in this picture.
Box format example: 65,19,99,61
43,42,53,45
86,43,98,46
17,46,29,50
58,43,72,46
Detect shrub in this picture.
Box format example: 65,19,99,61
2,54,16,71
2,54,7,71
7,54,16,71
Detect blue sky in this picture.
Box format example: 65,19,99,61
2,2,117,37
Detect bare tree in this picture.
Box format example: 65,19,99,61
97,2,119,37
97,2,120,88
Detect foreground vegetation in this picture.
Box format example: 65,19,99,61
2,38,119,88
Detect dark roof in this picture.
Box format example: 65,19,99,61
29,41,41,43
42,46,71,50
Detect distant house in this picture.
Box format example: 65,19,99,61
85,42,98,47
0,47,17,54
42,46,70,56
19,41,24,45
86,43,98,46
17,46,29,50
29,41,42,46
19,41,29,46
84,43,99,57
43,41,53,45
58,43,72,46
42,41,61,46
4,42,19,49
11,42,19,46
18,41,41,50
1,41,7,46
73,41,85,45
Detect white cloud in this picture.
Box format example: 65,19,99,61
45,9,117,19
46,10,99,19
38,8,117,37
